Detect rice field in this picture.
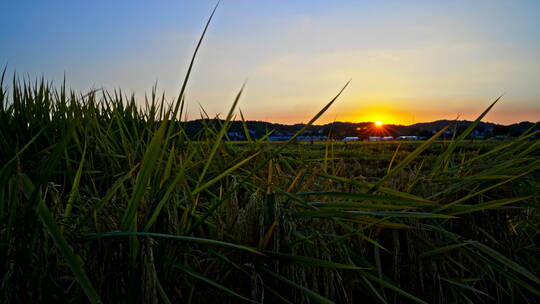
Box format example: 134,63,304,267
1,6,540,302
0,66,539,304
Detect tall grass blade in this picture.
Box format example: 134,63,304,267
258,267,336,304
171,261,255,303
370,126,449,193
120,114,169,230
431,95,503,174
85,231,263,255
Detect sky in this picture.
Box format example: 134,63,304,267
1,0,539,125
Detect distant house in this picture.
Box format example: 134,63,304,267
268,136,292,141
343,136,359,141
227,131,246,140
227,131,243,138
397,136,419,140
369,136,394,141
297,135,328,141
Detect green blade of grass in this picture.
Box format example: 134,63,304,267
453,129,540,169
171,261,255,303
465,246,540,296
361,271,428,304
261,250,371,270
294,210,456,219
277,80,350,153
191,150,260,196
120,114,169,231
434,165,539,213
195,83,245,186
431,95,503,174
239,109,252,142
387,142,401,174
448,196,530,216
85,231,263,255
0,128,43,179
93,165,139,213
468,241,540,285
257,267,336,304
64,142,86,218
143,171,185,232
20,174,101,303
297,191,437,207
318,173,436,204
419,243,471,259
369,126,449,193
440,278,490,298
307,201,413,210
156,276,172,304
171,1,220,120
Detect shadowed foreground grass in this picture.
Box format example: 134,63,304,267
0,71,539,304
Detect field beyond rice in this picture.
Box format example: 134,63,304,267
1,74,540,304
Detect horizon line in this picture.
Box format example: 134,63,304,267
182,117,540,127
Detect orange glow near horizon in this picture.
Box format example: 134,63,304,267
246,99,540,126
342,107,410,125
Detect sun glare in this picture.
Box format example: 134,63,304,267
375,121,383,127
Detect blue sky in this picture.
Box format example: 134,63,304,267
1,1,539,124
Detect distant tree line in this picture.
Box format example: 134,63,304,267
179,119,539,140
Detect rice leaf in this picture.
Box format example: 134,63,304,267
20,174,101,303
258,267,335,304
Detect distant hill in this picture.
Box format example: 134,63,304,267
182,119,539,140
406,120,496,132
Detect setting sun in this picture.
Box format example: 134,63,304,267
375,121,383,126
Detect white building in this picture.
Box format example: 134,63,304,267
397,136,419,140
369,136,394,141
